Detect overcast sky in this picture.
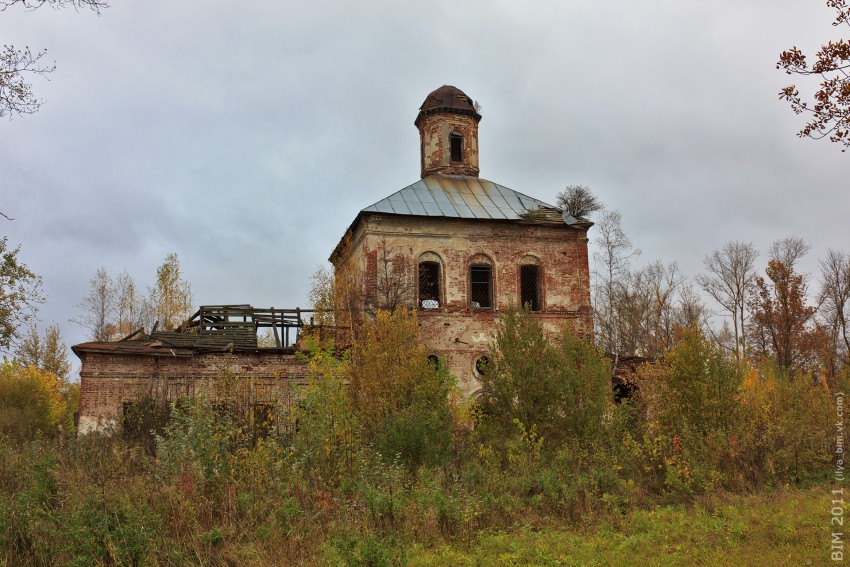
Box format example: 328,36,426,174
2,0,847,371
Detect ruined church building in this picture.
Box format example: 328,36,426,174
73,86,594,434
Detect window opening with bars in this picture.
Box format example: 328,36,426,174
470,264,493,308
419,262,441,308
520,265,541,311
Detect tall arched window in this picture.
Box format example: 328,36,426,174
520,264,541,311
418,261,441,308
470,263,493,309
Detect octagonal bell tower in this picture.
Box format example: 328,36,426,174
415,85,482,178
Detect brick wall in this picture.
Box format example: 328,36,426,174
335,214,592,393
76,349,310,435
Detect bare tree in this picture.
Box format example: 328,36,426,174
609,261,684,357
555,185,604,218
1,0,106,8
696,241,759,364
819,249,850,372
72,267,115,341
769,236,811,271
592,209,640,353
0,46,54,118
1,0,107,119
114,269,150,337
675,282,708,331
371,238,414,315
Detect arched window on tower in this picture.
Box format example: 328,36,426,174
450,132,463,162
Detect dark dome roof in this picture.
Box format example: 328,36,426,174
415,85,481,126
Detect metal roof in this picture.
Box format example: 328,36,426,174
361,174,560,221
415,85,481,126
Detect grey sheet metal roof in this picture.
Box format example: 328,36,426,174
361,174,558,221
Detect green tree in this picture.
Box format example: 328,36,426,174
150,253,193,331
0,237,44,351
346,308,453,469
293,337,360,486
660,327,741,437
479,307,611,447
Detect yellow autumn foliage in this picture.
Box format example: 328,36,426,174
0,359,68,438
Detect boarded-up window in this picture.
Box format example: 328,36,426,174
520,265,541,311
419,262,441,308
470,264,493,308
450,133,463,162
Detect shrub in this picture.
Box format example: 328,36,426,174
479,307,611,450
346,309,453,470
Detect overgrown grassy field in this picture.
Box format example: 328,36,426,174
401,487,830,566
1,309,842,565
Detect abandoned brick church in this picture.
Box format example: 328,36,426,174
72,85,594,434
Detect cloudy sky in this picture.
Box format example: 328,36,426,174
2,0,847,370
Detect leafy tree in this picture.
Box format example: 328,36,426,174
749,259,820,374
660,327,741,437
1,0,106,118
696,241,759,364
0,237,44,351
346,308,453,469
293,337,360,486
15,323,71,381
150,253,193,331
0,359,67,438
555,184,603,218
479,307,611,447
777,0,850,150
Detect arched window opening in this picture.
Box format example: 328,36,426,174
418,261,441,308
474,356,490,377
470,264,493,308
450,132,463,162
520,265,541,311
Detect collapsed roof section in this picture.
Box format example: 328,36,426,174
72,305,316,356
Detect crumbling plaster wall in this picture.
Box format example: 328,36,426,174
76,350,309,435
336,214,592,393
418,112,480,177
